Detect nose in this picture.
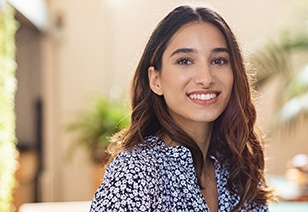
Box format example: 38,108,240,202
193,63,214,87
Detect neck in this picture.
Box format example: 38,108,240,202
183,122,213,157
162,122,213,158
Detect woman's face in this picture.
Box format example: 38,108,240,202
148,22,233,131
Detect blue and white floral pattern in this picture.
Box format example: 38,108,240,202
90,136,268,211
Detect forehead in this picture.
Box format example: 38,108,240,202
165,22,227,54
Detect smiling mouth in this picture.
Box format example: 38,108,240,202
188,93,219,101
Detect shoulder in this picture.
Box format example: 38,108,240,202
104,136,166,187
108,135,164,171
90,136,166,211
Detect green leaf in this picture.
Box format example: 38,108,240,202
66,96,130,163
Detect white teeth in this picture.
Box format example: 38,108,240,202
189,93,217,100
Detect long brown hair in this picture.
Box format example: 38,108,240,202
108,4,273,210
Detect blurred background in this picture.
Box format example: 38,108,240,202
1,0,308,211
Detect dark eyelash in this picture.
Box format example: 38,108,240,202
176,58,192,65
212,58,229,65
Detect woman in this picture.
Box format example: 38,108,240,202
90,4,273,212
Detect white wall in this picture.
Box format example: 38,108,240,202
42,0,303,202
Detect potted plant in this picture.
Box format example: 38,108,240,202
66,95,130,190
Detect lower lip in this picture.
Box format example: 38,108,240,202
188,96,219,105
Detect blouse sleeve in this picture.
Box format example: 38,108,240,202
243,201,269,212
89,151,160,212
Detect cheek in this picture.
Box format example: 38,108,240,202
225,71,234,89
160,72,188,90
228,79,234,101
221,71,234,101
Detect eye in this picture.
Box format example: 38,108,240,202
211,58,228,66
176,57,193,65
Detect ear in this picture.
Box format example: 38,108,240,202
148,66,163,96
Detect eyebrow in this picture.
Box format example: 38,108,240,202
170,47,229,58
211,47,229,54
170,48,197,57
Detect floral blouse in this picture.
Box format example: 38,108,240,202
90,136,268,211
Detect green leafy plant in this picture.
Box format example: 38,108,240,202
67,96,130,163
252,2,308,129
0,4,18,212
